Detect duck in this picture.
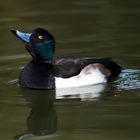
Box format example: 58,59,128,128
11,28,121,90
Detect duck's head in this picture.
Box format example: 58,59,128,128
11,28,55,62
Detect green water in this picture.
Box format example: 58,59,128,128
0,0,140,139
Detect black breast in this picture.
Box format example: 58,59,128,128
19,60,55,89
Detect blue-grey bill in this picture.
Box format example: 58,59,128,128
11,29,31,43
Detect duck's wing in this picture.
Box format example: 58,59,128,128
53,57,121,78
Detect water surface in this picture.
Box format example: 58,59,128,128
0,0,140,140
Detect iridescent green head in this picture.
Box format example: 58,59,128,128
11,28,55,62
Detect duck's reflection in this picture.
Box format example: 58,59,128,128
56,83,106,101
15,89,57,139
15,83,107,139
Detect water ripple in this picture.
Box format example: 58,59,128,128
0,54,29,61
115,69,140,90
8,79,19,86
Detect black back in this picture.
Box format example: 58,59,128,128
53,57,121,78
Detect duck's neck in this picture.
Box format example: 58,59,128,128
42,60,53,64
33,58,54,65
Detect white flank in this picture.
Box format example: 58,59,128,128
55,64,107,89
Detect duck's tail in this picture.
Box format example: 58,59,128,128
106,60,122,81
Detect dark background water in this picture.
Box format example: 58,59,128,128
0,0,140,139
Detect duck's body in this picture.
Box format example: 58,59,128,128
11,28,121,90
20,57,121,89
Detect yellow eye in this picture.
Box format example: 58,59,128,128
38,35,43,40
